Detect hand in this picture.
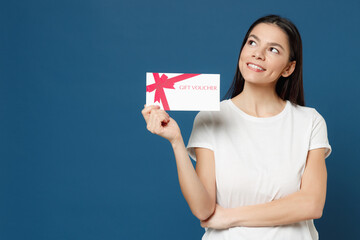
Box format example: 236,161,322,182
141,105,181,144
200,204,231,230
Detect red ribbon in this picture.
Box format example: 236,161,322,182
146,73,200,110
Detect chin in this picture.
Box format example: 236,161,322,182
241,73,264,83
243,77,277,86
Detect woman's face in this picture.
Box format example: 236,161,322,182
238,23,296,86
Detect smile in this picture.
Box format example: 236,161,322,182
247,63,266,72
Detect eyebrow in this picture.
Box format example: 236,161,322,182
248,34,285,51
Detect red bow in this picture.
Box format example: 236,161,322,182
146,73,200,110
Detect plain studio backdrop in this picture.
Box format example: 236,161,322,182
1,0,359,239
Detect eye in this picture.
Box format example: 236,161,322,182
270,47,279,54
248,40,256,46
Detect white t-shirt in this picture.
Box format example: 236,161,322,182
186,99,332,240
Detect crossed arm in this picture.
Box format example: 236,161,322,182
197,148,327,229
142,105,327,228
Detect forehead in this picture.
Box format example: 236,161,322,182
249,23,290,50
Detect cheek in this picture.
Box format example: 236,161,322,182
239,48,249,60
238,56,246,73
238,50,247,68
268,58,289,72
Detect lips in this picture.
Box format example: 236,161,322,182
247,62,266,72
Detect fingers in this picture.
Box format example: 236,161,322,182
147,110,170,134
142,104,159,116
141,104,160,123
142,105,170,134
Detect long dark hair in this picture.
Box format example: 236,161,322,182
224,15,305,106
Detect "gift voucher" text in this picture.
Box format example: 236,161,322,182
178,85,218,90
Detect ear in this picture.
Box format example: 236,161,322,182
282,61,296,78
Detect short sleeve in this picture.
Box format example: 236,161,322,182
186,111,215,162
309,109,332,159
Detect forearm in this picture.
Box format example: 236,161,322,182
228,190,322,227
171,135,215,220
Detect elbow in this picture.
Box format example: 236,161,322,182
301,191,325,220
195,210,214,221
192,203,216,221
312,208,323,219
309,200,324,219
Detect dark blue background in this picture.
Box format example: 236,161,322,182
1,0,359,239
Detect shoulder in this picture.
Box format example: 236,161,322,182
289,102,330,137
194,99,232,121
290,102,325,122
191,100,232,131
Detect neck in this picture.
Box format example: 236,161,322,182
232,81,286,117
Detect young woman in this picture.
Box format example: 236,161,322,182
142,15,331,240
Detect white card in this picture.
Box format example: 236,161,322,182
146,72,220,111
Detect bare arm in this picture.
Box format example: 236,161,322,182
201,148,327,228
142,105,216,220
171,139,216,220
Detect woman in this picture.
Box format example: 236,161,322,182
142,15,331,240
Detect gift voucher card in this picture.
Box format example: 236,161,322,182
146,72,220,111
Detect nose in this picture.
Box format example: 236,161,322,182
253,48,265,60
